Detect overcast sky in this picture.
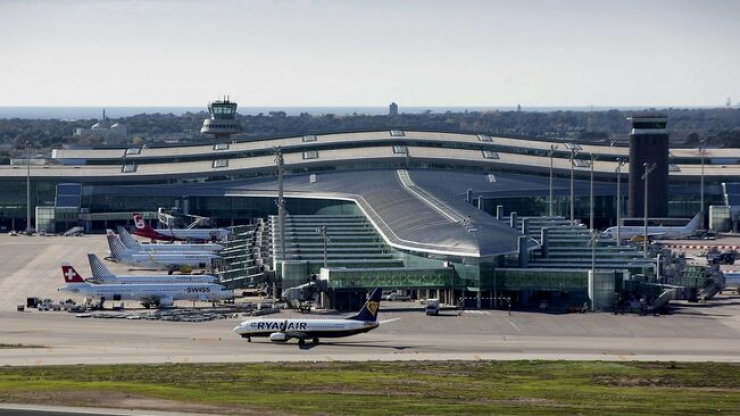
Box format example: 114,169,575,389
1,0,738,108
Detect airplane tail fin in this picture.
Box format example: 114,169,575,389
346,288,383,322
132,213,153,233
686,212,703,231
106,229,129,258
87,253,116,280
61,263,86,283
116,225,141,250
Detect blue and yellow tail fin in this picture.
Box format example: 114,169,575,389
346,288,382,322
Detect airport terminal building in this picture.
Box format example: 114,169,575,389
0,104,735,310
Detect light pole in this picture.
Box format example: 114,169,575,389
642,162,656,258
615,158,626,246
699,137,707,219
589,229,599,312
548,144,558,216
25,141,32,234
589,153,594,231
316,225,328,268
273,146,285,299
569,148,579,224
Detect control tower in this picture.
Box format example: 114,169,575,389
627,113,669,218
200,97,242,140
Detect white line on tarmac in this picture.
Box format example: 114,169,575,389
505,317,521,332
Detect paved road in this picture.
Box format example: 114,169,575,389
3,295,740,366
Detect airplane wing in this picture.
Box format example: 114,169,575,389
631,232,667,242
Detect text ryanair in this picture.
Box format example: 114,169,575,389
253,321,308,331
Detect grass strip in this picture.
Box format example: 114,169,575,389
0,361,738,415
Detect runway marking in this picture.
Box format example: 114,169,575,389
505,317,521,332
463,311,491,315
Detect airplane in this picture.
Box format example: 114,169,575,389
131,213,230,242
116,226,224,253
58,263,233,308
601,212,703,242
105,230,222,274
86,253,218,284
233,288,397,345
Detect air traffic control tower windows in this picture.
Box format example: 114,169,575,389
211,103,236,118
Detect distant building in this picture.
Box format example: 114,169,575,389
389,102,398,116
74,110,127,144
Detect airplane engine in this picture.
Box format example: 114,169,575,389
269,332,289,342
157,296,175,308
167,264,193,274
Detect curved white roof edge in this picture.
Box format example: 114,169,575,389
224,190,522,258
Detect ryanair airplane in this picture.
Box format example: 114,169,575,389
233,288,394,345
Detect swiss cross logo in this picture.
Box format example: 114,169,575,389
64,267,78,282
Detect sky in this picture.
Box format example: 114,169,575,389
0,0,738,108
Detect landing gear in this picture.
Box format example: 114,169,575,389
246,336,251,342
298,339,306,346
313,337,320,345
142,302,151,309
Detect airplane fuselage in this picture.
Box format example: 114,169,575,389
233,318,380,340
87,275,218,284
133,227,229,243
601,212,703,241
60,282,233,303
133,242,224,253
106,250,220,269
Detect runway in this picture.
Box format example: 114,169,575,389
2,234,740,366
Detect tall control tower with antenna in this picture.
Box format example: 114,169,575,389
200,96,242,140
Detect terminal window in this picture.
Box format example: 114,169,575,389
477,134,493,142
482,150,499,159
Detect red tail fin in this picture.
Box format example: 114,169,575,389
61,264,85,283
133,213,148,231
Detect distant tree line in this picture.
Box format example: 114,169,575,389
1,108,739,162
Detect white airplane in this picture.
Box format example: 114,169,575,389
87,254,218,284
105,230,222,274
601,212,703,242
116,226,224,253
132,213,230,242
59,263,233,308
233,288,396,345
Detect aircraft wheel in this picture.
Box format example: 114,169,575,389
313,338,320,345
298,339,305,346
247,337,251,342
